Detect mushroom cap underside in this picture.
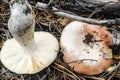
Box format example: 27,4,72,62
60,21,113,75
0,32,59,74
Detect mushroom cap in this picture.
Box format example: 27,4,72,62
0,32,59,74
60,21,113,75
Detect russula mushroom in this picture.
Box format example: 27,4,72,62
0,0,59,74
60,21,113,75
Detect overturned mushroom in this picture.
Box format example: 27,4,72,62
60,21,113,75
0,0,59,74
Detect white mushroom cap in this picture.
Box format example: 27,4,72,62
0,32,59,74
60,21,113,75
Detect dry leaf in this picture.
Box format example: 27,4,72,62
57,17,71,26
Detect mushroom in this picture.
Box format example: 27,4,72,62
60,21,113,75
0,0,59,74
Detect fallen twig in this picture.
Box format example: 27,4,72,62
35,2,120,27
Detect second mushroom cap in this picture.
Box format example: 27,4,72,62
60,21,113,75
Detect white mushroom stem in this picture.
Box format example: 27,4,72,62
8,0,36,52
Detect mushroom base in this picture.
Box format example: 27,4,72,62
0,32,59,74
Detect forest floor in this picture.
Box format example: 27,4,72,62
0,0,120,80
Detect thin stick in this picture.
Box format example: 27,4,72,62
35,2,120,26
53,63,81,80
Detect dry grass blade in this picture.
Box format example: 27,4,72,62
53,63,81,80
98,62,120,79
0,42,2,49
52,65,78,80
0,28,8,32
107,71,117,80
83,76,105,80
